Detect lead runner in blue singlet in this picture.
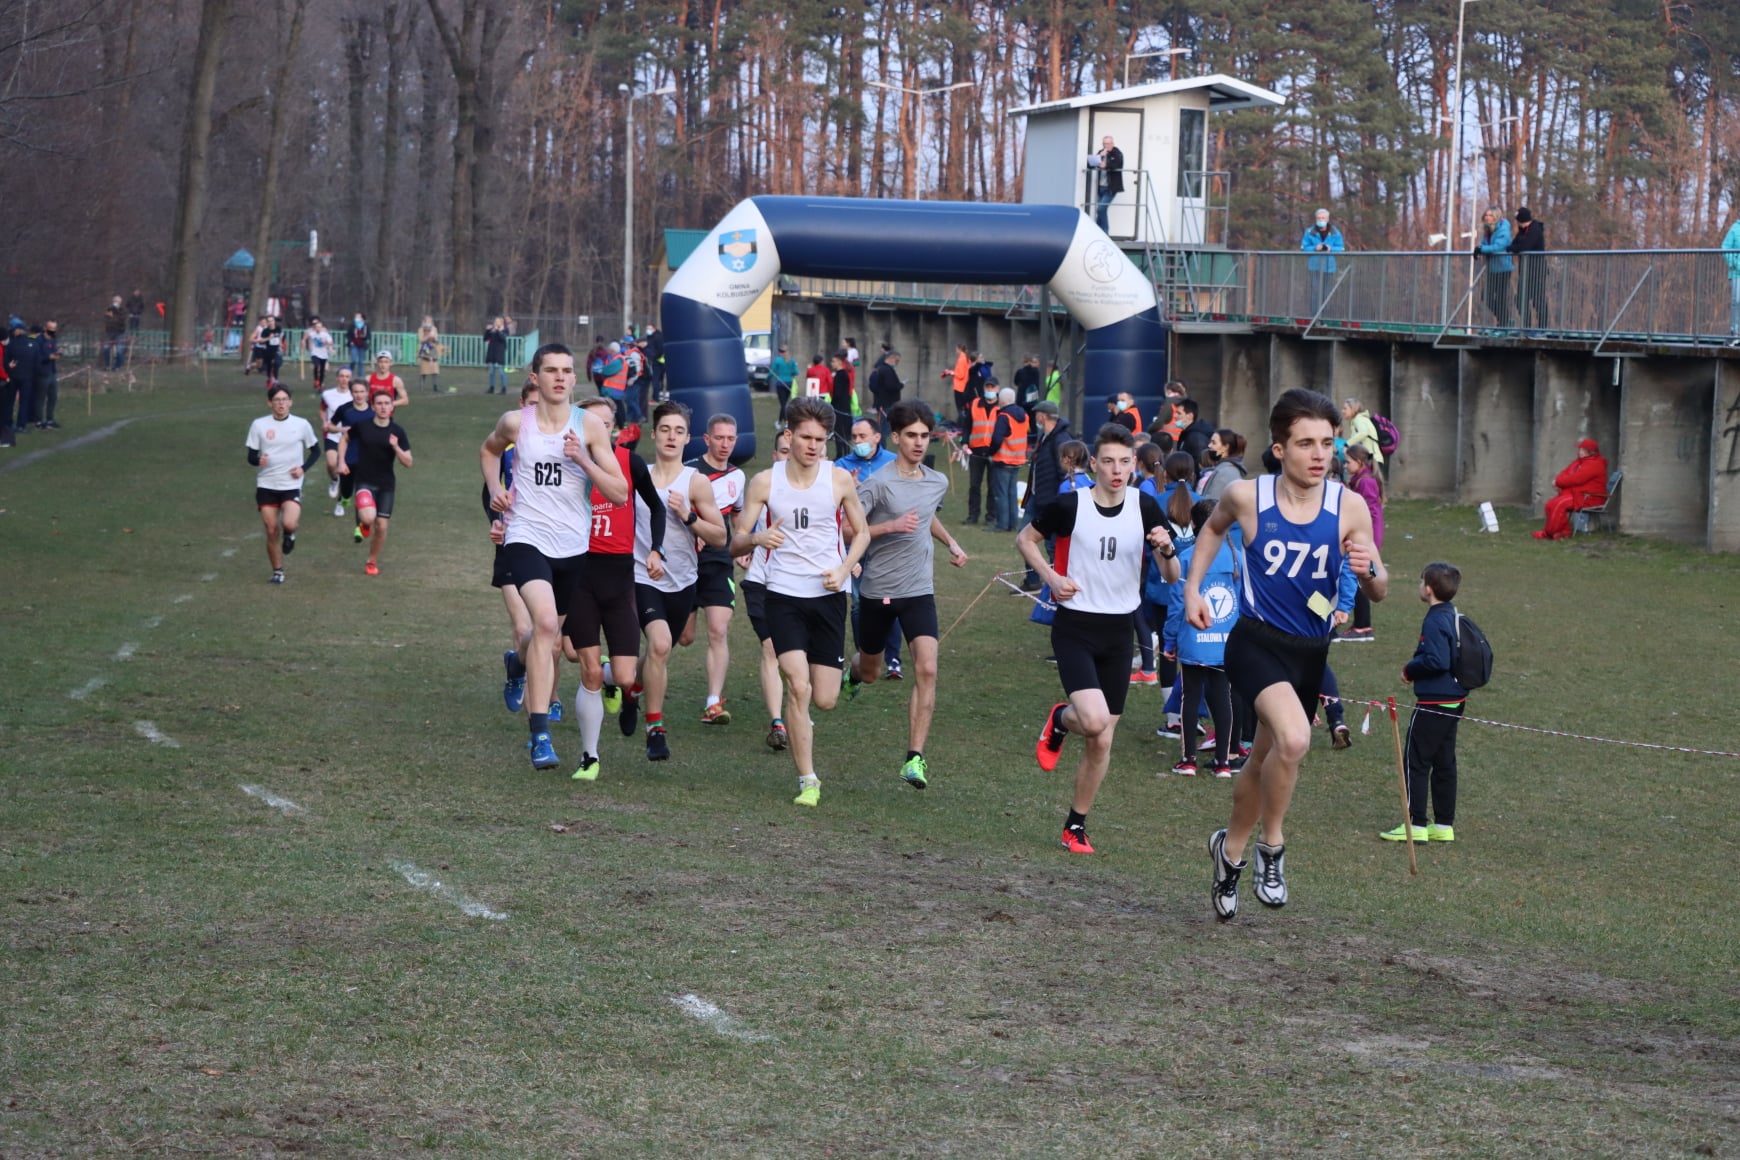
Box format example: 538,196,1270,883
1185,388,1388,922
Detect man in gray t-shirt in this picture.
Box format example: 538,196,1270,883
847,401,969,790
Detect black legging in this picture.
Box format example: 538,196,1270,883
1135,597,1178,684
1484,269,1512,327
1180,664,1232,765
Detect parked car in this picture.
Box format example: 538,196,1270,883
743,330,772,390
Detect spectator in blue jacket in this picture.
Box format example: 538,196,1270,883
1381,561,1469,844
1301,208,1345,315
1476,208,1514,330
1723,216,1740,346
1163,499,1239,777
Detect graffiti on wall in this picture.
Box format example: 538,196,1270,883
1723,390,1740,477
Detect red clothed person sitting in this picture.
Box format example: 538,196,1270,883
1535,438,1609,540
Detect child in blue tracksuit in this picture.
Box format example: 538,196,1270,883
1382,561,1470,843
1163,499,1239,776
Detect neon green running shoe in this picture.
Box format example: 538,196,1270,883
1379,822,1432,843
900,755,928,790
571,754,599,782
1427,823,1456,842
793,777,821,807
602,685,622,716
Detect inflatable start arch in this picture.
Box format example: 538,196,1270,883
660,195,1167,460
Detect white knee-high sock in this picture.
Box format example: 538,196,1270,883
576,686,605,755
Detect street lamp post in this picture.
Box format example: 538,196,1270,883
1440,0,1480,322
866,79,975,200
621,83,676,338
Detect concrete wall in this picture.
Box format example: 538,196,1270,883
1710,362,1740,551
1219,334,1271,445
1619,358,1712,543
1532,353,1621,516
1457,349,1534,507
1171,333,1224,422
1269,334,1332,399
1388,345,1459,500
1330,340,1390,418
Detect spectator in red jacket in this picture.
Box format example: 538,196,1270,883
1535,438,1609,540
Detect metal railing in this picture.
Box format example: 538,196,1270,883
50,326,540,368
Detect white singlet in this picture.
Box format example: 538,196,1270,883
635,465,698,593
764,460,844,599
502,404,591,558
744,507,772,585
1057,489,1145,616
319,386,349,438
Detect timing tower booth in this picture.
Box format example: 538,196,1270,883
1013,75,1283,247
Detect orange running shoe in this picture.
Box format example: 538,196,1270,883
364,560,379,576
1059,826,1095,854
1035,702,1068,772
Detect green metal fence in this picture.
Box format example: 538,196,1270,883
55,326,540,369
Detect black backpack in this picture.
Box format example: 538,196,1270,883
1452,610,1493,691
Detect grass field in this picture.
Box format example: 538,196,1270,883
3,369,1739,1157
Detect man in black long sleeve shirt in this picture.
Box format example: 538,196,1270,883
1508,206,1548,330
867,350,903,418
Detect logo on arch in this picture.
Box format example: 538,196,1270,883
719,230,758,273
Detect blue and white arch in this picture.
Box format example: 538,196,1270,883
660,195,1166,460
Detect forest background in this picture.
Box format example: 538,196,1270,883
2,0,1737,346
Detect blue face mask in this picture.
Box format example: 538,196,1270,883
852,441,874,459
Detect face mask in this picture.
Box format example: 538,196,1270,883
852,441,874,459
1315,218,1329,229
984,391,996,402
1115,400,1129,412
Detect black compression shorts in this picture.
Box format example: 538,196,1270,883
1225,616,1332,721
1051,607,1136,717
741,579,771,643
354,482,396,520
765,591,848,669
856,593,939,656
695,560,737,609
500,543,584,617
565,554,640,658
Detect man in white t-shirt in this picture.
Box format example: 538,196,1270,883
319,367,355,509
246,383,322,584
302,316,335,386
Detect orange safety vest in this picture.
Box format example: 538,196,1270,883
603,358,629,395
1126,403,1144,432
993,411,1030,466
968,397,999,450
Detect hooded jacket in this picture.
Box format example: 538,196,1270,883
1724,219,1740,279
1164,538,1240,667
1477,218,1514,274
1301,223,1345,273
1026,416,1071,511
1404,601,1469,703
1554,450,1609,505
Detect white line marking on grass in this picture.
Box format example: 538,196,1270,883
171,595,193,604
143,616,163,629
388,860,507,921
132,721,180,748
114,642,137,661
68,677,108,701
200,573,218,582
0,418,138,474
239,785,304,815
670,994,774,1042
221,548,237,558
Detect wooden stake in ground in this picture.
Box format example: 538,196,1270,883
937,573,1002,645
1388,696,1418,876
86,367,93,416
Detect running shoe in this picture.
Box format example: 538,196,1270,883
328,478,340,499
1210,829,1244,922
1035,702,1068,772
701,700,731,725
900,754,928,789
1060,825,1094,854
360,521,372,539
1211,762,1234,779
1333,628,1374,643
886,658,904,681
1379,822,1432,843
1155,720,1182,740
1130,669,1158,686
544,699,561,724
793,776,821,807
353,526,364,543
269,568,285,585
619,689,640,737
766,722,789,751
572,754,600,782
1170,759,1197,777
1428,824,1456,842
645,727,670,762
602,684,622,716
1197,730,1218,752
846,674,862,701
502,651,527,712
1228,753,1248,773
1332,724,1353,750
528,732,559,770
364,560,379,576
281,530,296,556
333,501,345,518
1253,841,1288,908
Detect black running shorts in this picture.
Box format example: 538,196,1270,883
636,581,697,634
695,560,737,609
255,487,302,508
501,543,584,617
355,481,396,520
765,590,848,669
741,579,771,643
491,543,513,589
856,593,939,656
565,554,640,658
1051,607,1136,717
1225,616,1332,721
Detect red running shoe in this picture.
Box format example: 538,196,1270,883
1035,702,1068,772
1059,826,1095,854
364,560,379,576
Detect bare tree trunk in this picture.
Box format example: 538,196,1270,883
248,0,310,327
425,0,491,324
370,2,412,325
100,0,142,293
407,31,444,326
341,13,376,311
168,0,234,360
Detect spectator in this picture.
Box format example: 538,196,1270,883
1154,379,1189,441
1301,208,1344,315
1043,359,1063,406
802,352,831,401
36,320,60,429
839,415,896,481
842,336,860,369
347,313,370,377
866,349,903,420
416,316,442,392
600,341,629,424
1200,429,1247,500
1724,215,1740,348
1509,206,1548,330
987,386,1029,532
126,289,145,331
769,344,798,422
1534,438,1609,540
6,322,38,435
1475,208,1513,330
830,351,856,449
622,333,648,421
1341,443,1384,642
1108,390,1142,433
1340,398,1386,472
103,295,128,370
483,315,514,394
1021,400,1070,591
1092,134,1124,232
1013,353,1041,410
962,372,1000,525
1175,398,1215,461
0,329,13,448
948,342,971,420
641,322,666,401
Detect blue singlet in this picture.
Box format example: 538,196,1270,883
1239,474,1346,639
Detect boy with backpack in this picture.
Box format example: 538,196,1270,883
1163,499,1239,778
1383,561,1488,843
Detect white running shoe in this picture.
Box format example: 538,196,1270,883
1210,829,1243,922
328,478,340,499
1253,841,1288,908
333,501,345,517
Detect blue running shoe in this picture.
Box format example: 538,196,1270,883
503,651,526,713
547,699,563,724
529,732,559,770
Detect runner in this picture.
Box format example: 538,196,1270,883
622,401,728,762
562,396,671,780
737,427,793,751
319,367,354,509
491,381,540,714
327,375,373,534
302,316,334,385
684,413,747,726
481,343,627,770
245,384,321,584
1184,387,1388,920
336,388,413,577
1019,423,1181,853
261,315,285,382
366,351,410,409
846,400,968,789
728,397,872,807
